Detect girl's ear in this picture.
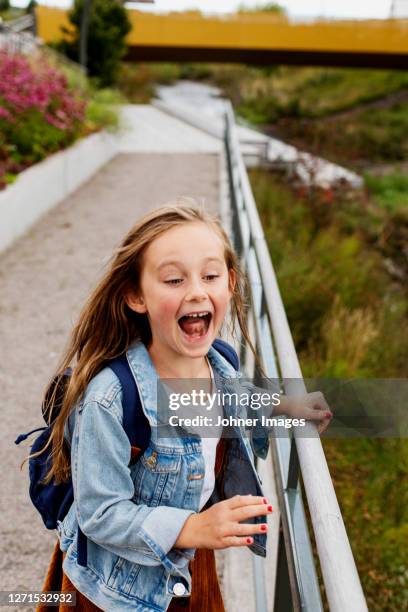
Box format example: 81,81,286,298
126,293,147,314
228,269,237,295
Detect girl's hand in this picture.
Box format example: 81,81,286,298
283,391,333,435
174,495,273,550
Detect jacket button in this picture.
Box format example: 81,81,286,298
173,582,187,596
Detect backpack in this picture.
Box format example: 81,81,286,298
15,339,239,567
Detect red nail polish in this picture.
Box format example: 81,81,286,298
263,498,268,504
260,524,267,531
325,412,333,418
267,505,273,512
246,537,252,544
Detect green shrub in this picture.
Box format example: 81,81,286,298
0,52,86,170
250,168,406,372
148,63,183,84
117,63,156,103
7,111,73,162
0,51,120,187
179,63,214,80
85,88,123,132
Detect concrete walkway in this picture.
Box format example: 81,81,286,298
0,143,219,608
118,104,222,154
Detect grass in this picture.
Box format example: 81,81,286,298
276,101,408,168
251,168,408,375
322,437,408,610
249,167,408,609
115,62,408,121
365,172,408,213
227,66,408,166
114,62,408,167
271,67,408,118
0,8,24,21
231,66,408,121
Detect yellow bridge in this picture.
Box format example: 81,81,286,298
37,6,408,69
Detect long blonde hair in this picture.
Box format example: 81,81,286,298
26,199,263,484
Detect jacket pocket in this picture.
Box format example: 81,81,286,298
107,556,142,595
131,446,181,507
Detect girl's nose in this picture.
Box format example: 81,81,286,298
185,279,208,302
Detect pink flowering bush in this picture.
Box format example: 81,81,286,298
0,51,87,188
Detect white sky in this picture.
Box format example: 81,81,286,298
12,1,394,20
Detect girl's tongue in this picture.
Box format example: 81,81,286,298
178,314,210,337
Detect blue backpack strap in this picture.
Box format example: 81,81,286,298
108,354,150,448
108,354,139,442
78,353,150,568
212,338,240,371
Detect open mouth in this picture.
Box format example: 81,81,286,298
177,311,213,341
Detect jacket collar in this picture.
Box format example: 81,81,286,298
126,339,241,428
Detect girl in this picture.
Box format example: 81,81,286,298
35,199,331,611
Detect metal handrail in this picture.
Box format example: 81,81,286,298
224,101,368,612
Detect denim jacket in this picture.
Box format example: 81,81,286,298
58,339,270,612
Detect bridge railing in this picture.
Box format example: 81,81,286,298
224,101,368,612
5,14,35,33
0,18,37,54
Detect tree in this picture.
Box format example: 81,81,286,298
26,0,37,15
62,0,131,86
79,0,92,69
0,0,10,12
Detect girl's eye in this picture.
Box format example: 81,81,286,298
165,279,183,285
165,275,219,284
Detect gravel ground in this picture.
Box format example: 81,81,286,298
0,153,220,608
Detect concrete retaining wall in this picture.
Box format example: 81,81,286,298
0,130,118,254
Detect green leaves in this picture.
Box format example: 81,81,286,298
62,0,132,87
